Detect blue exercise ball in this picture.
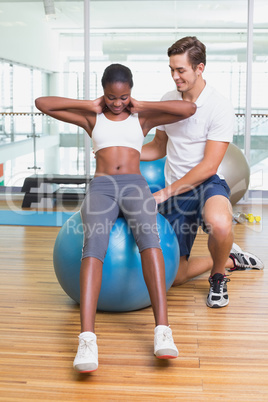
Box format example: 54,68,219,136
53,211,180,312
140,157,166,193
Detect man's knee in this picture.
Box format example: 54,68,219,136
206,213,232,238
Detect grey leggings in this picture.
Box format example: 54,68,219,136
80,174,161,262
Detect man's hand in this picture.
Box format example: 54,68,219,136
153,188,170,205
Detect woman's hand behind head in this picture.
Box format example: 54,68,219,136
128,97,141,114
92,96,106,114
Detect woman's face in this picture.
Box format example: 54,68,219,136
103,81,131,115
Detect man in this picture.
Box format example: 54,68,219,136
141,36,264,308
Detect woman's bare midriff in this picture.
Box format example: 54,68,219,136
94,146,142,176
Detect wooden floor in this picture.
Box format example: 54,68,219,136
0,203,268,401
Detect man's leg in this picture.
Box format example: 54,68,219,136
171,194,233,308
170,186,263,295
172,195,233,287
172,255,219,286
202,195,233,276
200,195,233,308
173,254,235,287
173,245,264,287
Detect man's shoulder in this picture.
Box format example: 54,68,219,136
205,84,232,106
160,89,181,101
200,85,234,119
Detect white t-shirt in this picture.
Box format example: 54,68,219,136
157,84,235,185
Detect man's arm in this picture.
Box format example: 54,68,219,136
153,139,230,204
140,129,168,161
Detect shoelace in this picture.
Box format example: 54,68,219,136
209,275,230,293
157,327,172,342
78,338,95,358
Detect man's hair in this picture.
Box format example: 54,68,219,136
167,36,206,70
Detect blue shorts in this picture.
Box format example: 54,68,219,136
158,174,230,258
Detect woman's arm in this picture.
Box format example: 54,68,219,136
129,98,196,134
35,96,105,132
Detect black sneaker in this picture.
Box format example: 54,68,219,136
206,273,230,308
229,243,264,271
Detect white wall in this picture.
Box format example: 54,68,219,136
0,2,60,71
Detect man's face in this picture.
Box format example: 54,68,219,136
169,53,203,93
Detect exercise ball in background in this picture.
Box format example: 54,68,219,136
218,143,250,205
140,157,166,193
53,211,180,312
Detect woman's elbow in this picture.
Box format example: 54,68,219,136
35,97,42,110
35,97,48,113
190,103,197,116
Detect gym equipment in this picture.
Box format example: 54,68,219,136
53,211,180,312
140,158,166,193
219,143,250,205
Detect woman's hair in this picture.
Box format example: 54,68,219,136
167,36,206,70
101,64,133,88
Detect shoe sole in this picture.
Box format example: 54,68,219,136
206,300,229,308
242,252,264,269
77,368,98,373
155,354,178,359
74,363,98,373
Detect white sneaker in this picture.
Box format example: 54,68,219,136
154,325,178,359
229,243,264,270
73,332,98,373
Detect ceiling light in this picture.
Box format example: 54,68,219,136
43,0,56,18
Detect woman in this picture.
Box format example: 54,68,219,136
35,64,196,373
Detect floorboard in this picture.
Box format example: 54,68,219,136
0,203,267,401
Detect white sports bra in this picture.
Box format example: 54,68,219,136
91,112,145,154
